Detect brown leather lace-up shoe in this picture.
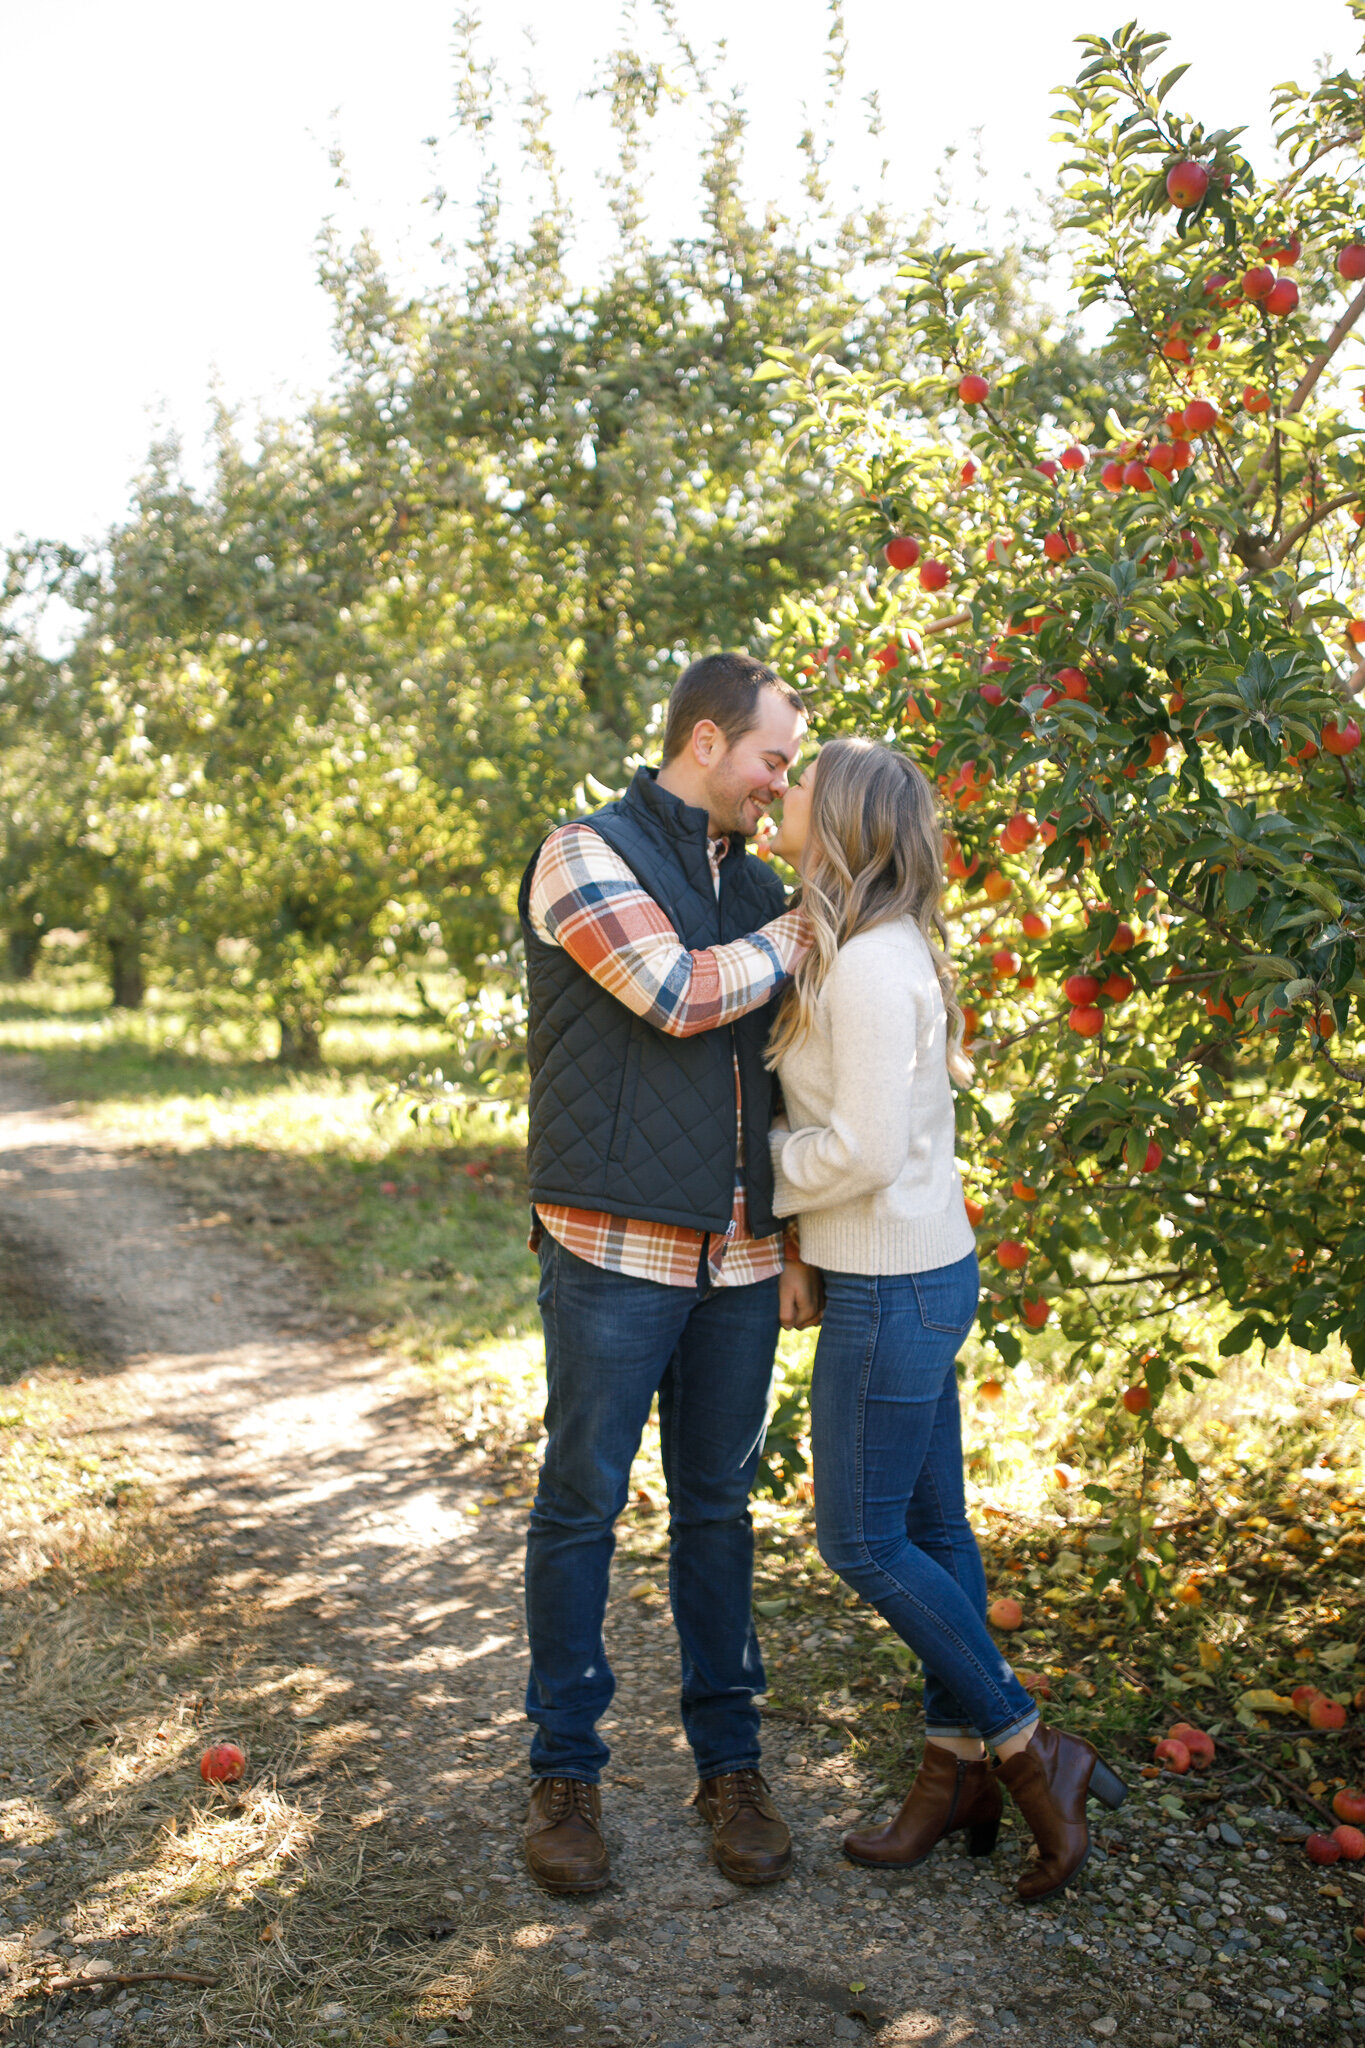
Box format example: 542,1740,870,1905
693,1769,792,1885
995,1721,1127,1902
524,1777,610,1894
844,1741,1001,1869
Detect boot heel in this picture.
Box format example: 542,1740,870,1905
1088,1758,1127,1811
967,1818,1000,1857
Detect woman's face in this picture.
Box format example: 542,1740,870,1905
768,753,818,867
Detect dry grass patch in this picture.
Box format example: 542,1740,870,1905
0,1267,586,2045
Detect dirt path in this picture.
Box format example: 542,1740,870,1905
0,1065,1337,2048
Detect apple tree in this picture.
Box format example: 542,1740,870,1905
763,19,1365,1602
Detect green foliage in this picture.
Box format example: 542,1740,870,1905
762,20,1365,1602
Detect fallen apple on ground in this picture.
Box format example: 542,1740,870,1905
200,1741,247,1784
1166,1721,1215,1767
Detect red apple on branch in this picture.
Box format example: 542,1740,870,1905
884,535,920,571
1165,161,1209,208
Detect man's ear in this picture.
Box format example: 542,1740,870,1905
690,718,723,766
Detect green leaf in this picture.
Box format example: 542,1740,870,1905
1170,1439,1200,1483
1219,1317,1265,1356
993,1328,1023,1368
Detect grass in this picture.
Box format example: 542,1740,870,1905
3,966,1365,2030
0,966,540,1375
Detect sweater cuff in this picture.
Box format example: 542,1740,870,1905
769,1128,802,1219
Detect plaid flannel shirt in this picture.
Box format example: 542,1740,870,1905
527,819,808,1287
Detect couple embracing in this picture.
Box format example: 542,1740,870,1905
516,653,1124,1905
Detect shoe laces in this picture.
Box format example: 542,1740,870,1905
717,1768,768,1818
546,1777,596,1824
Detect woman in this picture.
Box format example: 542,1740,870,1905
766,737,1124,1902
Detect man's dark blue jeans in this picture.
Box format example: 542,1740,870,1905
524,1232,780,1784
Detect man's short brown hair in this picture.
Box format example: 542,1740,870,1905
661,652,805,764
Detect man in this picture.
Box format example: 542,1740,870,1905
517,650,821,1894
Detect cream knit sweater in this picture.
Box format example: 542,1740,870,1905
769,916,976,1276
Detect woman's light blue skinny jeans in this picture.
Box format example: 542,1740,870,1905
809,1252,1037,1744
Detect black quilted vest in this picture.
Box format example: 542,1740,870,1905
518,767,789,1237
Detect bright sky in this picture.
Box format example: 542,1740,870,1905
5,0,1357,557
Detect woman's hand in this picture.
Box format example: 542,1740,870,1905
780,1258,825,1330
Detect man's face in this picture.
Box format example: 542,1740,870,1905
700,689,807,838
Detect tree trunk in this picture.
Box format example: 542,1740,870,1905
108,939,145,1010
276,1013,324,1067
6,930,41,980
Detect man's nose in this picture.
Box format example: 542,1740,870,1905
769,765,790,794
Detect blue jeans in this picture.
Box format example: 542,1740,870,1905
524,1232,780,1783
810,1253,1036,1745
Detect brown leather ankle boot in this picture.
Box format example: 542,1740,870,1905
843,1742,1001,1869
523,1777,610,1893
693,1770,792,1885
995,1722,1126,1902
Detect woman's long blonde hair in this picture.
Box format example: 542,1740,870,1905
765,737,972,1085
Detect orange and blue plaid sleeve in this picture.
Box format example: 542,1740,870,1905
528,822,808,1038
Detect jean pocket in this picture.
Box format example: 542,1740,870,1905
536,1229,559,1315
909,1260,980,1335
